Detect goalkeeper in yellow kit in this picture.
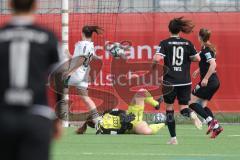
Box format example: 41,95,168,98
79,89,165,135
123,88,165,135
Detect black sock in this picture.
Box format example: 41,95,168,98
189,103,209,119
55,72,64,102
166,110,176,137
204,107,214,118
180,108,192,118
56,93,63,103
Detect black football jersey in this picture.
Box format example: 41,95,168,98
199,46,216,80
156,36,197,86
0,19,60,107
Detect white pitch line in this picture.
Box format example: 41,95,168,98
228,135,240,137
81,152,240,157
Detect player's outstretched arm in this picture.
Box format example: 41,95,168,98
62,56,85,79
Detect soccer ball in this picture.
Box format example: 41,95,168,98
105,41,126,58
152,113,166,123
109,45,124,58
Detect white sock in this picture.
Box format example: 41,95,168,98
92,116,102,124
214,123,219,129
206,116,213,124
171,137,177,140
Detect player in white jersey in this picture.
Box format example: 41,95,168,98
63,25,104,132
68,40,95,89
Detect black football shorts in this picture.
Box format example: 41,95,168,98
163,85,191,105
192,75,220,100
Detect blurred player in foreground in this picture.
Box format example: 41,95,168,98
78,89,165,135
153,17,202,145
63,25,104,131
0,0,62,160
189,28,223,138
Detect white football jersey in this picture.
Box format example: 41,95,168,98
72,40,95,67
68,40,95,89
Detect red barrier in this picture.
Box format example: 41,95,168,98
1,12,240,112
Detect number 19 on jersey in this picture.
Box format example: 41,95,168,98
172,46,184,71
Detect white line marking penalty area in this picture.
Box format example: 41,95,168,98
81,152,239,157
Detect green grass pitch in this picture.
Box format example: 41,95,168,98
52,125,240,160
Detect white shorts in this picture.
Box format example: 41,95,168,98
68,66,90,90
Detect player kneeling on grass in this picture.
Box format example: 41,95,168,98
78,89,165,135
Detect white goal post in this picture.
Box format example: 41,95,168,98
61,0,70,127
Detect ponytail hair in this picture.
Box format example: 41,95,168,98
199,28,216,54
82,25,104,38
168,17,195,34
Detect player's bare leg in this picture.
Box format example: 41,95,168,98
189,95,213,124
133,121,165,135
132,88,159,109
180,105,202,130
134,121,152,135
130,89,164,135
54,71,70,127
190,95,223,138
77,89,102,131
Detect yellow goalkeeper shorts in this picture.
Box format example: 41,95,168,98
127,104,144,127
